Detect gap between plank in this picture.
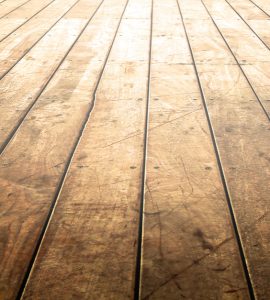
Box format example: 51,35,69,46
0,0,80,80
248,0,270,18
0,0,56,43
224,0,270,60
176,0,256,299
133,0,153,299
200,0,270,122
0,0,31,20
0,0,105,157
16,1,129,298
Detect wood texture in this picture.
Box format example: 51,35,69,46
0,0,78,77
180,0,270,299
203,0,270,116
0,0,29,19
0,0,127,298
0,0,55,42
141,0,249,299
0,0,102,149
21,0,152,298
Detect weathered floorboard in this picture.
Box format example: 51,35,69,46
21,0,152,298
0,0,55,42
0,0,78,78
179,0,270,298
0,0,128,298
0,0,29,19
141,0,250,299
0,0,102,150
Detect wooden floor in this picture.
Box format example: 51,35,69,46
0,0,269,299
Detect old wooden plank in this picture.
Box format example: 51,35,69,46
140,0,250,299
0,0,129,298
202,0,270,116
0,0,30,19
0,0,103,150
0,0,55,42
179,0,270,299
20,0,152,298
0,0,78,78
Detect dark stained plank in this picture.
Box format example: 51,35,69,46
0,0,129,298
140,0,250,299
0,0,103,150
0,0,55,42
179,0,270,299
20,0,152,298
0,0,79,78
202,0,270,116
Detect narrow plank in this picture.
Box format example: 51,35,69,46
0,0,102,150
179,0,270,298
0,0,130,298
202,0,270,116
226,0,270,48
21,0,152,298
141,0,250,299
0,0,29,19
0,0,78,78
250,0,270,15
0,0,55,42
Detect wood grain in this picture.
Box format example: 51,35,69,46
180,0,270,299
0,0,29,19
0,0,78,78
21,0,152,298
250,0,270,15
140,0,250,299
0,0,103,149
0,0,54,42
0,0,128,298
203,0,270,116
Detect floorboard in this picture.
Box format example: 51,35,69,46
0,0,269,299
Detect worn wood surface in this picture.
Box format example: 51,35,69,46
141,0,250,299
21,0,151,298
180,0,270,299
0,0,269,299
0,0,55,42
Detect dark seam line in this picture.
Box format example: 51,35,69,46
134,0,153,299
248,0,270,18
0,0,80,81
225,0,270,57
200,0,270,122
16,0,129,298
176,0,256,299
0,0,57,43
0,0,100,157
0,0,31,20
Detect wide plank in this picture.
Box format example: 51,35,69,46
0,0,78,78
0,0,55,42
226,0,270,48
0,0,103,150
179,0,270,299
140,0,250,299
250,0,270,15
0,0,29,19
0,0,128,298
202,0,270,116
21,0,152,298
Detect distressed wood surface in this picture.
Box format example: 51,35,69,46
0,0,79,77
0,0,127,298
0,0,103,149
21,0,151,298
180,0,270,299
0,0,29,18
203,0,270,116
141,0,250,299
0,0,55,42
